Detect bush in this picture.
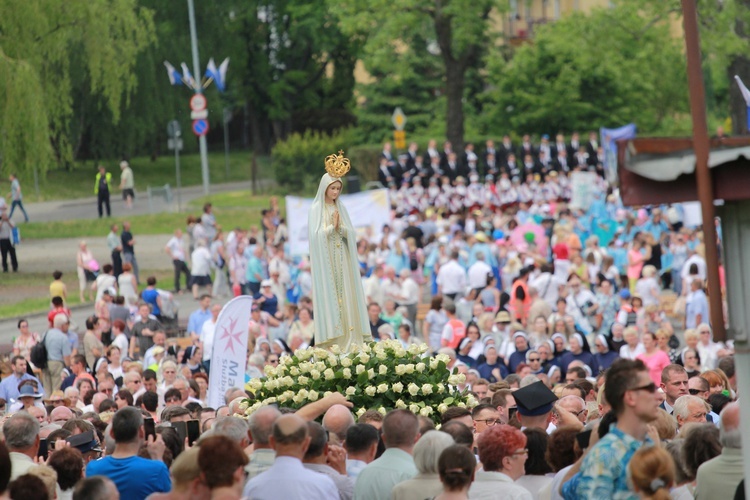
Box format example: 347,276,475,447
243,340,477,424
272,130,332,191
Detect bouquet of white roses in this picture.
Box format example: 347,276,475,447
243,339,476,423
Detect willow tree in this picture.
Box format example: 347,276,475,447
0,0,154,180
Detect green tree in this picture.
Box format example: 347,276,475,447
0,0,155,178
333,0,501,150
482,2,688,136
231,1,359,154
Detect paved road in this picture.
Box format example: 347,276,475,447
14,180,267,223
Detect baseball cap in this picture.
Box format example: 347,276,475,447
261,279,273,288
67,430,102,454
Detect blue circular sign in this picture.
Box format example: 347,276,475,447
192,119,209,136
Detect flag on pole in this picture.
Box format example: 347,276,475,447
181,62,196,89
205,57,230,92
163,61,182,86
734,75,750,130
206,296,253,408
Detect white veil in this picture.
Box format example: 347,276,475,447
308,173,371,348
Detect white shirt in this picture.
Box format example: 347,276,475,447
468,260,492,289
268,256,291,287
530,273,563,306
166,236,186,261
191,246,212,276
400,277,419,306
244,456,338,500
111,333,129,357
468,470,533,500
437,260,467,295
200,319,217,361
619,342,646,360
364,275,384,307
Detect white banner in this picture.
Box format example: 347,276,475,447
286,189,391,256
569,171,599,211
207,295,253,408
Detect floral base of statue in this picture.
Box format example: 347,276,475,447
242,339,477,424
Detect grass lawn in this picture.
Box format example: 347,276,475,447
27,151,272,202
0,270,173,320
20,205,270,239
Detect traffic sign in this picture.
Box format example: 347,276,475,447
190,94,207,111
168,138,184,151
192,119,209,136
392,107,407,131
167,120,181,138
190,109,209,120
394,130,406,149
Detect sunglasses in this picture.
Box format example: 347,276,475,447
688,388,703,395
628,382,657,393
528,358,540,362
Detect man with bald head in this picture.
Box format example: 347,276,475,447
246,405,281,480
322,404,354,446
557,395,587,424
243,414,338,499
49,406,74,425
695,402,742,498
354,409,420,500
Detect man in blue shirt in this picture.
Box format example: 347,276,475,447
86,406,171,498
0,356,40,403
563,358,659,499
188,294,212,342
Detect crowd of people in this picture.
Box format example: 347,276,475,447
0,133,742,499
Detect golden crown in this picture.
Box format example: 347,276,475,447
325,150,351,178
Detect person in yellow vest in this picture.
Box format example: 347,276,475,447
94,165,112,218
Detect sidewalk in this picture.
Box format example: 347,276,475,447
16,180,266,223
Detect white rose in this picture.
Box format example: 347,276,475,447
311,370,321,380
356,407,366,417
346,386,357,396
447,375,459,385
343,368,352,379
324,391,333,398
466,395,478,408
395,399,407,409
408,383,420,396
415,362,426,373
289,367,300,376
408,344,420,355
315,361,326,372
362,343,372,353
365,386,377,397
438,403,449,414
404,364,415,374
378,365,388,375
409,404,420,413
394,348,406,358
263,365,276,376
377,383,388,393
341,357,352,368
324,368,335,380
356,365,365,375
375,350,387,361
395,365,406,376
299,362,311,373
298,388,309,399
328,356,338,367
420,406,434,417
248,379,263,391
436,383,446,394
457,373,466,384
359,353,371,364
264,379,276,391
421,384,433,395
308,390,320,401
392,382,403,393
457,402,466,408
264,397,277,405
378,406,386,415
367,368,375,380
436,353,450,363
298,375,309,386
429,358,439,370
278,393,288,403
330,344,341,355
420,343,429,353
313,348,328,359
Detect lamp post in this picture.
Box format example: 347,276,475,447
187,0,210,196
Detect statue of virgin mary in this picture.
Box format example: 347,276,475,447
308,151,372,351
